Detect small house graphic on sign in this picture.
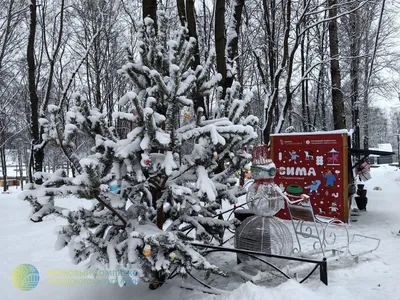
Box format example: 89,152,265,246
327,148,340,165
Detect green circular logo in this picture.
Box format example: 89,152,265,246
12,264,40,291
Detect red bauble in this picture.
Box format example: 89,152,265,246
145,159,151,165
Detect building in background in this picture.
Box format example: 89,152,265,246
369,144,393,164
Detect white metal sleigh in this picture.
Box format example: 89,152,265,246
277,190,381,263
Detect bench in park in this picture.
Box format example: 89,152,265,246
0,179,20,187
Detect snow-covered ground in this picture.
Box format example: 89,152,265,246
1,165,400,300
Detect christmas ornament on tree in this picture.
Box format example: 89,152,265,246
109,180,119,193
143,245,152,257
169,252,176,261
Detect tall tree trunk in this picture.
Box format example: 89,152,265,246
186,0,200,68
321,80,327,130
0,0,15,71
41,0,65,114
225,0,245,91
215,0,226,98
301,0,311,132
274,0,307,136
27,0,44,181
142,0,157,33
18,149,24,190
0,146,7,192
263,0,290,143
363,0,385,149
263,0,276,92
314,11,328,131
94,45,102,109
362,35,370,149
177,0,186,26
305,30,311,131
301,33,306,131
349,9,360,148
327,0,346,130
186,0,205,113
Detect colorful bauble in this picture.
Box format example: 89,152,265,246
169,252,176,261
143,245,152,257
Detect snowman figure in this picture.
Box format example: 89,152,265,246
246,146,285,216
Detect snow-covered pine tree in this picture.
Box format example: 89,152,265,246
21,15,258,287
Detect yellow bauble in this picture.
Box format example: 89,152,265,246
184,113,190,119
169,252,176,261
143,245,152,257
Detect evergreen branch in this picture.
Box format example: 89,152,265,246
93,194,127,226
147,69,170,96
175,27,187,64
169,164,196,182
56,122,83,174
124,65,149,89
56,125,127,227
179,37,196,71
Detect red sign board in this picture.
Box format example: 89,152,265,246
270,131,349,222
